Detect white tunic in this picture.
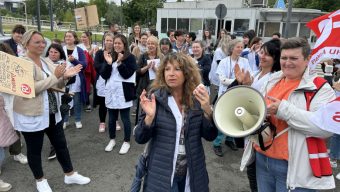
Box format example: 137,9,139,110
216,56,252,96
105,62,133,109
96,76,106,97
209,48,227,86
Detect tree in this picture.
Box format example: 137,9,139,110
104,3,123,26
76,1,89,8
122,0,164,27
63,9,74,22
25,0,49,16
52,0,73,22
293,0,340,12
89,0,108,19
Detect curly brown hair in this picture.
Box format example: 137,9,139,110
151,53,201,109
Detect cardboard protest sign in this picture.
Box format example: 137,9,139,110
0,51,35,98
74,5,99,29
86,5,99,27
74,7,88,29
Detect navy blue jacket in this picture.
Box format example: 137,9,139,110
100,54,137,102
4,38,18,56
195,54,211,86
68,46,88,103
135,88,218,192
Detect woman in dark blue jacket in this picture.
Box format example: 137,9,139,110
135,53,217,192
100,34,137,155
62,31,87,129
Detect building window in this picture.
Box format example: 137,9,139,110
161,18,167,33
190,18,202,34
168,18,176,31
203,19,216,34
264,22,280,37
299,23,311,39
234,19,249,34
177,18,189,32
257,22,264,37
282,23,298,38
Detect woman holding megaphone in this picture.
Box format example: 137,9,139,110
229,39,282,192
135,53,217,192
239,38,336,191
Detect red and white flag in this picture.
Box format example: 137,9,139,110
307,10,340,69
310,97,340,134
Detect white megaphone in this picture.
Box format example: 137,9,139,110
213,86,267,138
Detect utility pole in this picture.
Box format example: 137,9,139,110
284,0,293,38
120,0,123,28
37,0,41,32
74,0,77,31
49,0,53,31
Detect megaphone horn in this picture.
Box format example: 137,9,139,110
213,86,267,138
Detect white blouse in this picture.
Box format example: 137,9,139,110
14,61,62,132
63,46,81,93
251,72,272,91
168,96,191,192
216,56,252,96
105,62,133,109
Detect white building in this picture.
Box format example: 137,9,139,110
156,0,324,41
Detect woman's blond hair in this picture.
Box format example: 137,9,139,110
147,36,163,59
21,30,44,49
151,53,201,109
218,35,231,56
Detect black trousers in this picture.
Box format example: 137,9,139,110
247,161,257,192
22,115,73,179
97,96,107,123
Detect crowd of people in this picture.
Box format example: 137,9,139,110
0,23,339,192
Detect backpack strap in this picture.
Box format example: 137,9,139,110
304,77,327,111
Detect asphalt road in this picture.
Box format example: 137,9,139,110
2,107,340,192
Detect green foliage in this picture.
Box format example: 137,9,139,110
0,8,9,16
122,0,163,27
76,2,89,8
63,10,74,22
104,3,123,26
89,0,108,19
25,0,49,16
268,0,277,7
52,0,74,22
294,0,340,12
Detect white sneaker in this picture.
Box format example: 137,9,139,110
64,172,91,185
105,139,116,152
75,122,82,129
14,153,28,164
119,142,130,155
0,180,12,192
116,121,121,131
336,172,340,180
330,159,337,168
63,122,69,129
36,179,52,192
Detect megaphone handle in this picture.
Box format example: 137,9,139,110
258,123,277,151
